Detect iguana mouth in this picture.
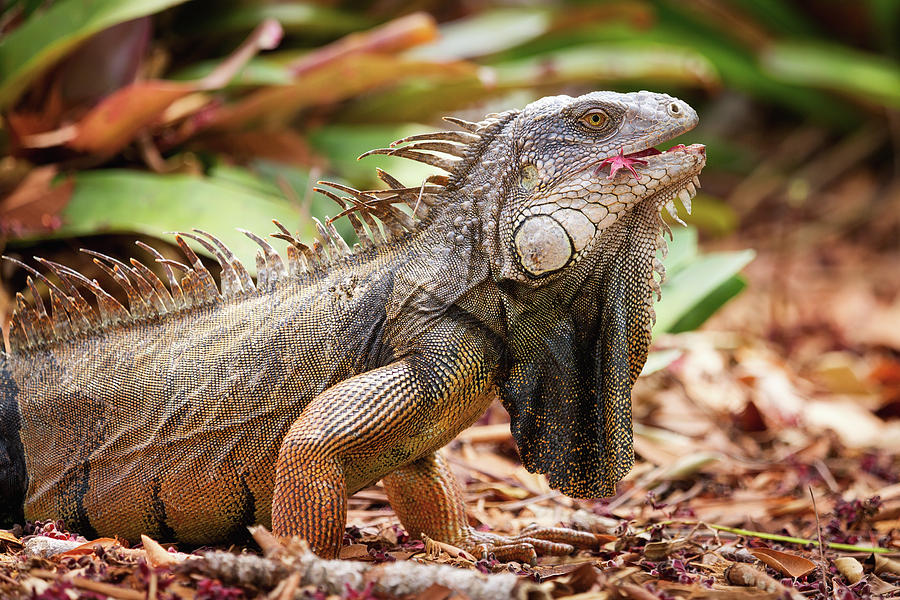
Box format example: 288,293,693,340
627,142,706,159
596,142,706,171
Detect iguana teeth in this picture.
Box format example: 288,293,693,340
692,175,701,188
664,199,678,219
665,198,687,226
678,188,693,215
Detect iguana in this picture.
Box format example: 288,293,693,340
0,91,705,563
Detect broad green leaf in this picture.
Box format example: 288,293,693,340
0,0,190,109
723,0,819,36
763,42,900,109
308,124,443,188
43,170,308,273
340,42,717,125
170,57,295,87
412,8,551,60
176,3,370,38
660,227,699,275
667,275,747,334
494,43,718,88
334,74,496,125
512,16,854,126
247,159,356,243
654,248,755,334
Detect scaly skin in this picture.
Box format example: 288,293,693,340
0,91,706,563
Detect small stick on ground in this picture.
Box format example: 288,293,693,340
809,485,830,597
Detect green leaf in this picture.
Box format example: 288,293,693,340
654,246,755,334
308,124,444,187
176,3,370,38
494,43,719,88
412,8,551,60
763,42,900,109
45,169,307,273
667,275,747,333
247,159,356,243
170,57,295,86
660,226,699,274
0,0,190,109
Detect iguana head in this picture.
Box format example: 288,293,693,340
490,91,705,285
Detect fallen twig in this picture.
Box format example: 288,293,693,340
185,527,544,600
706,523,890,553
30,569,144,600
809,486,830,597
724,562,804,600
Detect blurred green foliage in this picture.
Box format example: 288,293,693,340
1,0,896,340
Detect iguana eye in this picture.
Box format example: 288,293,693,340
581,110,608,129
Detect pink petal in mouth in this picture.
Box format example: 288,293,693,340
596,148,648,181
595,143,705,181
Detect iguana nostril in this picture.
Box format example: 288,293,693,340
514,215,572,276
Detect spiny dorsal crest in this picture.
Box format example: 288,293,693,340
2,116,498,354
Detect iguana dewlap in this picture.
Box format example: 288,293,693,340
0,91,706,563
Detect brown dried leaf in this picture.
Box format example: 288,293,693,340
471,481,530,501
0,529,22,546
22,19,283,156
530,560,598,584
873,553,900,576
643,538,688,561
338,544,371,560
66,82,192,154
412,583,456,600
617,582,660,600
249,524,285,557
206,54,476,131
0,165,73,236
194,130,320,167
290,12,438,76
456,423,513,444
387,550,416,561
747,547,816,578
868,573,900,595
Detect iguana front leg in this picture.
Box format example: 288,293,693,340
271,319,501,558
383,451,598,564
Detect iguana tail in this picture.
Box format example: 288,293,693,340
0,353,27,527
